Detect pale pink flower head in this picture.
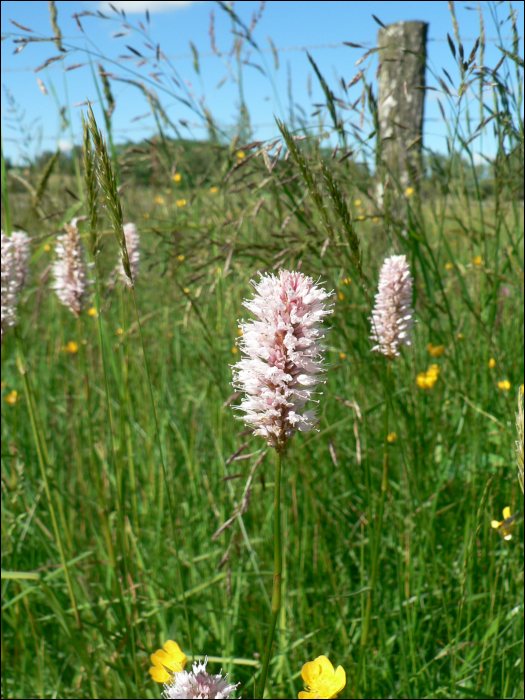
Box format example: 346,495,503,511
117,223,140,286
52,219,92,317
370,254,415,359
163,658,239,699
232,270,333,449
1,230,30,341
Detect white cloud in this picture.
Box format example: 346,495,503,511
97,0,195,13
57,140,73,153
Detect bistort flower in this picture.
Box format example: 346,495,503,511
149,640,187,684
232,270,333,449
1,230,30,341
370,254,415,359
162,657,239,699
118,223,140,286
298,655,346,699
52,219,92,316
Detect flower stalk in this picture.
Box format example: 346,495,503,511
256,448,282,699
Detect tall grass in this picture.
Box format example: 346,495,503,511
1,2,523,698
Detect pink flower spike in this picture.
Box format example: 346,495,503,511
163,657,239,699
232,270,333,449
370,254,415,360
1,230,30,341
117,223,140,286
52,219,92,317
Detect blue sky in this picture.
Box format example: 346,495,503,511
1,0,523,164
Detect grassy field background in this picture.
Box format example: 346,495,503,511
1,2,524,699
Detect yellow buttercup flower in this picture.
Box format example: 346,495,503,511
143,212,150,219
65,341,79,354
387,432,397,443
44,244,51,252
236,150,245,159
183,287,190,294
353,199,362,207
237,328,243,336
173,173,182,182
4,390,19,405
339,352,347,360
473,255,483,266
357,215,365,221
299,655,346,699
488,358,496,369
116,328,124,336
231,347,238,355
149,640,187,684
154,196,164,205
417,364,440,389
491,506,516,541
457,333,464,340
372,216,379,222
338,292,345,301
178,255,185,262
88,307,97,317
210,186,219,194
445,262,453,270
521,384,524,394
405,187,414,196
427,343,445,357
177,199,187,208
498,380,511,391
343,278,351,285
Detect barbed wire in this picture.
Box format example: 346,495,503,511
1,35,519,73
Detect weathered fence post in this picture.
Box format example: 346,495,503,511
376,21,428,208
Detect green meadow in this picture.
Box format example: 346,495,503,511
1,3,524,699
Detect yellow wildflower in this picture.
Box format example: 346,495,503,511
417,364,440,389
405,187,414,196
457,333,464,340
357,215,365,221
143,212,150,219
149,640,187,684
210,186,219,194
372,216,379,223
178,255,185,262
488,358,496,369
177,199,187,208
473,255,483,266
231,347,238,354
65,341,79,354
154,196,164,205
339,352,347,360
44,244,51,252
116,328,124,336
338,292,345,301
353,199,362,207
238,328,243,336
498,380,511,391
167,332,174,339
427,343,445,357
445,262,453,270
88,307,97,317
387,432,397,444
173,173,182,182
0,381,4,389
183,287,190,294
299,655,346,700
343,278,351,285
521,384,524,394
236,150,245,159
4,390,19,405
491,506,516,541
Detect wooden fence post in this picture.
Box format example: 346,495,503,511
376,21,428,207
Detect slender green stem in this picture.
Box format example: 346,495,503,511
130,286,194,659
15,330,82,630
76,314,116,570
256,447,283,699
357,361,391,693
